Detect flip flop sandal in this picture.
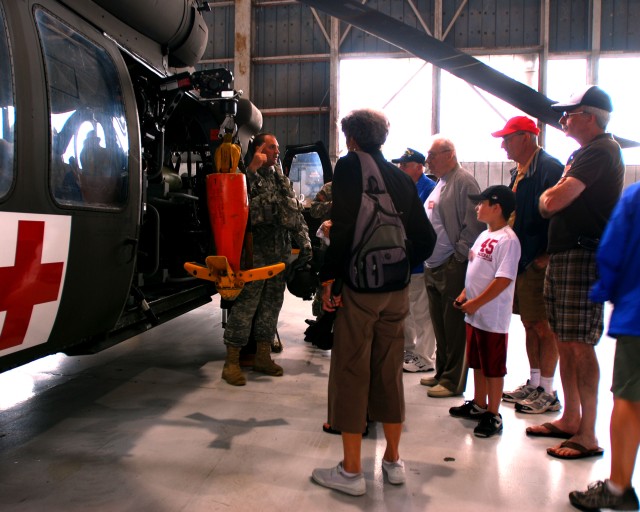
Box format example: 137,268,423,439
525,422,573,439
546,440,604,460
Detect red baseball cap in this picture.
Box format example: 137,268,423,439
491,116,540,138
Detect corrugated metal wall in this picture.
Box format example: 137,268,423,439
201,5,234,68
464,162,640,189
444,0,540,49
600,0,640,51
201,0,640,153
245,3,330,148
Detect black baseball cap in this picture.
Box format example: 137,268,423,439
391,147,426,165
551,85,613,113
468,185,516,219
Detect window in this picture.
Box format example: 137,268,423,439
340,53,640,166
287,152,324,205
440,54,539,162
544,58,586,165
35,8,129,208
339,58,433,160
0,4,15,198
599,56,640,165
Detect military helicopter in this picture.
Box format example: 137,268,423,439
0,0,273,373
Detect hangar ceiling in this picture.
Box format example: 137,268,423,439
197,0,640,161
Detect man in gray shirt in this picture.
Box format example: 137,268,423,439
420,137,483,397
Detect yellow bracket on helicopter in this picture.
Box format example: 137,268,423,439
184,256,286,300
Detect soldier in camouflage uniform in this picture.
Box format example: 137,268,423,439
309,182,332,318
310,181,332,220
222,133,312,386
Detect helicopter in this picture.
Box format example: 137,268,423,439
0,0,274,374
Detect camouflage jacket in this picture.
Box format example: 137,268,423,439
310,181,332,221
245,164,311,267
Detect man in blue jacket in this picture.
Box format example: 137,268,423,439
392,148,436,373
491,117,563,414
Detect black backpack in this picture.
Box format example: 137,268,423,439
347,151,410,291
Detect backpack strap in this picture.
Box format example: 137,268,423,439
355,151,386,194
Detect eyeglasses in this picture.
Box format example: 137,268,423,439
561,111,589,118
427,149,452,158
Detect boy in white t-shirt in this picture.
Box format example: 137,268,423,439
449,185,521,438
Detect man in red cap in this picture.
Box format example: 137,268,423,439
535,85,625,459
491,117,563,415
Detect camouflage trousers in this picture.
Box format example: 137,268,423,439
223,272,286,347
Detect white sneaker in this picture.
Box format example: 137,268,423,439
403,354,434,373
515,387,562,414
312,462,366,496
502,380,536,403
382,458,406,485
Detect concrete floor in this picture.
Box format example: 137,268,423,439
0,292,631,512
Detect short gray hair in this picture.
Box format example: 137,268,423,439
582,105,611,129
341,109,390,152
431,136,456,153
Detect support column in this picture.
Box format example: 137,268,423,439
588,0,601,85
234,0,252,99
538,0,550,146
431,0,443,135
329,16,340,164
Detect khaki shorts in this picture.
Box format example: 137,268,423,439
612,336,640,401
513,263,547,322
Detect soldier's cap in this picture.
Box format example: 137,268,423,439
551,85,613,113
391,148,426,165
491,116,540,138
468,185,516,218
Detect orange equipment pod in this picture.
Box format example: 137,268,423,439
206,172,249,273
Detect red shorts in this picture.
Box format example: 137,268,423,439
465,324,508,378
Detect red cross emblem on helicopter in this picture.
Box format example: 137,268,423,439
0,214,70,352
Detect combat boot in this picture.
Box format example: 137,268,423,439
222,345,246,386
253,340,284,376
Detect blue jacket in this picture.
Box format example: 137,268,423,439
508,149,563,273
416,173,436,204
589,182,640,338
411,174,436,274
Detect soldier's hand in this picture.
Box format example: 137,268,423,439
248,143,268,172
320,220,332,238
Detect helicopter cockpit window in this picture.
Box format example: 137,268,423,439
0,5,15,199
35,8,129,208
287,152,324,208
